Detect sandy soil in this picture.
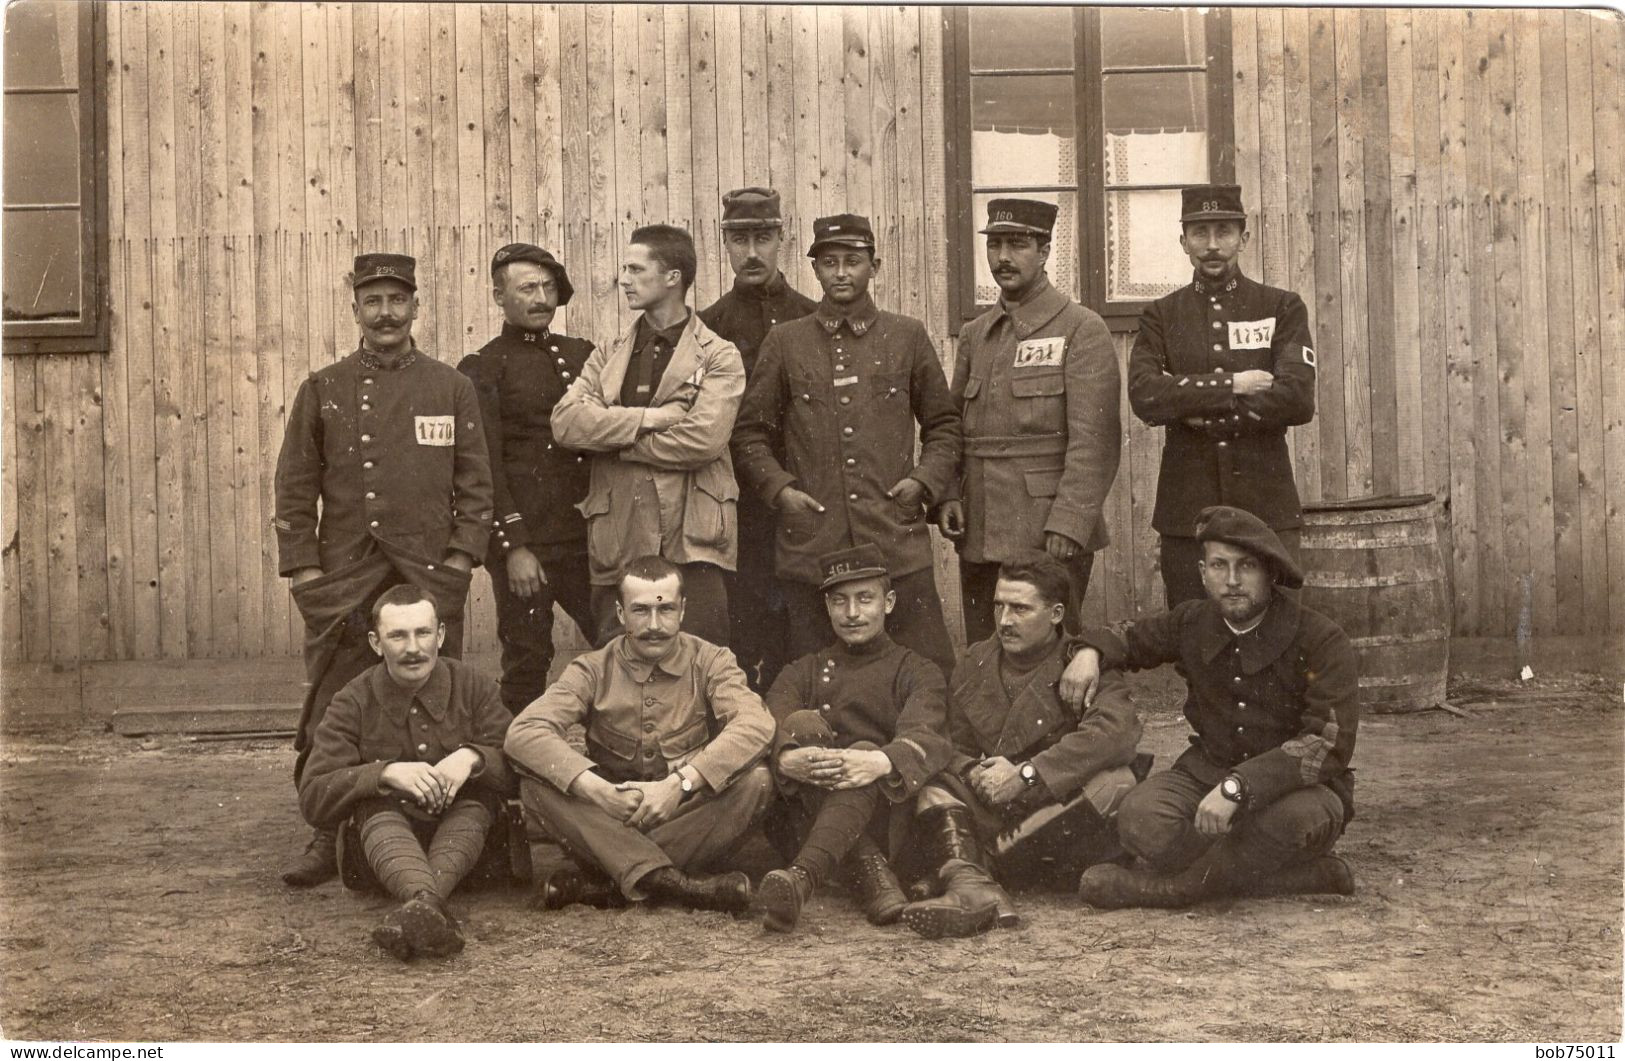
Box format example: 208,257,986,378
1,669,1619,1043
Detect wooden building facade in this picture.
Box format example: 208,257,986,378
2,3,1622,672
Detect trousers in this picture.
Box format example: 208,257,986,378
958,550,1096,644
488,548,596,713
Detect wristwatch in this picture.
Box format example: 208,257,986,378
677,767,697,796
1018,761,1039,788
1219,773,1249,806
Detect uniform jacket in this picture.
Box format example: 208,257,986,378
1077,595,1359,817
456,324,594,559
732,295,963,584
765,634,953,802
274,345,495,575
947,635,1140,803
949,278,1121,560
298,658,514,828
504,631,773,793
550,313,745,584
1128,271,1316,534
699,272,819,379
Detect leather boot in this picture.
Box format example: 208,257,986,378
396,891,465,958
533,864,627,910
915,806,1019,927
641,866,753,914
1078,840,1254,910
841,838,908,926
900,859,1005,939
370,904,414,961
281,828,339,887
1239,855,1355,898
759,865,815,933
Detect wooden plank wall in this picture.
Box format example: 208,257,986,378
2,4,1621,669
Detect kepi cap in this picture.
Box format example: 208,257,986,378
808,213,876,257
490,243,574,305
352,252,417,292
1180,184,1248,224
721,187,785,230
817,542,890,591
1194,505,1304,589
981,198,1057,237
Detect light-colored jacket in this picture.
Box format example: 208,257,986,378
551,313,745,584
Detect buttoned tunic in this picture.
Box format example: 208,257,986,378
298,658,514,828
274,345,494,575
550,314,745,584
456,323,593,560
1077,596,1359,816
1128,271,1316,534
504,632,774,793
699,271,819,377
946,636,1141,803
732,295,962,584
765,634,952,802
950,278,1121,560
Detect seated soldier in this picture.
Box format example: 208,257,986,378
900,553,1144,939
1066,506,1359,908
298,584,514,961
505,555,775,913
758,544,953,933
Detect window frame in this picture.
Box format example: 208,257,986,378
943,6,1235,331
4,1,111,355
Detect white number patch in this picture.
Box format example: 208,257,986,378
414,415,455,446
1228,317,1276,350
1013,336,1066,368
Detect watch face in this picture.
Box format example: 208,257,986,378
1020,763,1036,782
1221,777,1242,800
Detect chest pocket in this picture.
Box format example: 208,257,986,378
1009,370,1065,399
871,370,909,402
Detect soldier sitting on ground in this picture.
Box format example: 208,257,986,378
297,584,514,960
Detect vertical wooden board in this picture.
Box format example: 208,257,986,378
764,5,797,224
198,237,236,657
99,2,136,659
1410,10,1450,508
738,3,768,188
1126,409,1164,617
2,358,21,661
890,6,925,323
612,3,643,229
274,1,307,237
1591,14,1625,631
226,237,264,658
685,5,721,298
868,8,898,285
1333,10,1373,500
179,237,213,656
1231,8,1262,272
918,7,949,339
146,0,178,239
481,3,512,240
1361,8,1402,497
328,3,358,239
502,4,536,237
1439,10,1479,633
664,5,694,229
199,8,232,656
582,5,617,345
554,4,586,335
637,4,669,222
41,359,81,661
1307,10,1346,500
11,359,49,659
301,2,334,230
841,6,874,224
1255,9,1290,288
71,355,110,660
790,7,821,296
171,2,201,237
423,3,457,355
1280,8,1320,503
398,3,430,246
379,4,411,236
454,3,486,353
816,7,847,218
532,4,565,248
352,2,382,236
1536,11,1582,631
713,5,745,203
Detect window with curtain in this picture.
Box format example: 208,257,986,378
946,6,1233,326
4,0,108,354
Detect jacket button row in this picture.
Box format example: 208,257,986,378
363,460,375,469
362,377,374,385
417,743,428,753
365,491,377,500
845,458,855,466
361,434,371,442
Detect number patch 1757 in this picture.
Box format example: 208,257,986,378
1227,317,1276,350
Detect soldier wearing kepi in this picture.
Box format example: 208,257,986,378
1129,184,1317,606
700,187,818,692
1066,506,1359,909
457,244,596,715
937,199,1121,641
274,252,494,887
733,213,962,678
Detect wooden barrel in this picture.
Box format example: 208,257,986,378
1299,495,1451,713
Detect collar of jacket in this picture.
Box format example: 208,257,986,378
830,631,897,661
730,270,791,302
996,276,1070,340
370,657,453,722
1191,270,1246,298
356,342,421,372
634,309,693,354
1196,594,1302,674
614,630,699,682
814,293,879,337
499,321,551,344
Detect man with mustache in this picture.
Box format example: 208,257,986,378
1064,506,1360,908
505,555,775,913
755,544,953,933
935,199,1120,642
1128,184,1318,606
457,244,596,715
898,552,1144,939
699,187,818,693
275,253,494,887
298,584,514,960
733,214,961,678
552,225,744,647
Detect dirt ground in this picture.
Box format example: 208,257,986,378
1,667,1620,1043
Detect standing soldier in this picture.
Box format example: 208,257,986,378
699,187,818,692
457,244,596,715
1128,183,1317,606
936,199,1121,641
275,253,494,887
733,213,962,678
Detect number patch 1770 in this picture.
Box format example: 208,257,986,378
414,415,456,446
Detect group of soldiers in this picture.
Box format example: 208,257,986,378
273,182,1360,961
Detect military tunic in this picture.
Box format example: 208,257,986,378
700,271,820,378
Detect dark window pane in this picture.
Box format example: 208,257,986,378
3,0,78,89
969,6,1074,72
3,208,82,321
970,72,1075,146
1102,71,1208,136
972,190,1079,305
4,92,80,204
1100,8,1205,68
